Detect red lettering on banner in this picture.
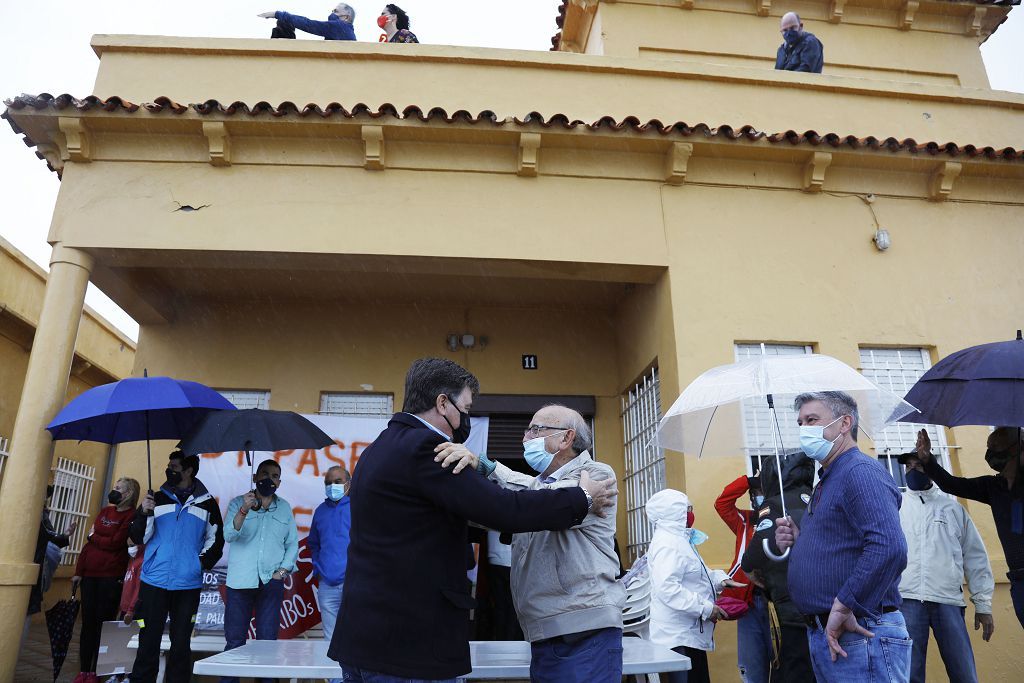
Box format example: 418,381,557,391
324,440,347,466
292,506,313,535
296,450,321,477
200,452,222,459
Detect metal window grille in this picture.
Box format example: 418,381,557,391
216,390,270,410
859,347,951,488
735,343,813,475
621,367,664,564
0,436,9,486
319,393,394,417
49,457,96,566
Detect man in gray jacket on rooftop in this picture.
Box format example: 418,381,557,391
436,404,626,683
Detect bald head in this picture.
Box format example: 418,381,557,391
324,465,350,486
531,405,593,456
780,12,802,32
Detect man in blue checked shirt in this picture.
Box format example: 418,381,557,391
308,465,352,683
775,391,911,683
222,459,299,683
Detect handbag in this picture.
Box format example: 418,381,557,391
714,595,750,620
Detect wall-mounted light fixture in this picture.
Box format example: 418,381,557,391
447,333,487,352
873,228,891,251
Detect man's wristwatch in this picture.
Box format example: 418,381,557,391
582,488,594,511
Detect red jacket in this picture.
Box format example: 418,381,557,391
75,505,135,578
120,547,145,618
714,475,756,604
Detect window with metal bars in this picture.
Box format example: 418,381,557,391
621,367,664,564
735,343,813,475
49,457,96,566
319,392,394,417
216,390,270,410
859,347,951,488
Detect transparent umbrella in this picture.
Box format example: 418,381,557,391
657,350,917,560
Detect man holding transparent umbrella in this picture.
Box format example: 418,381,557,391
775,391,911,683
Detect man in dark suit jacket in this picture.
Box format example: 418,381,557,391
329,358,616,682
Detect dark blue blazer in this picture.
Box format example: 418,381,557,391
328,412,588,679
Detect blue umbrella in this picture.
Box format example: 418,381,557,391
899,330,1024,428
47,372,236,490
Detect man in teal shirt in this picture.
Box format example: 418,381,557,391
222,459,298,683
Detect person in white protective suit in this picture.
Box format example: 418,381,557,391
646,489,745,683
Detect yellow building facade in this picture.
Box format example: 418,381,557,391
2,0,1023,680
0,238,135,619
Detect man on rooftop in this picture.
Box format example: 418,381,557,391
258,3,357,41
775,12,824,74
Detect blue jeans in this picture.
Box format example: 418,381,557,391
221,579,285,683
319,581,345,683
806,610,912,683
340,669,463,683
736,593,772,683
901,600,977,683
529,627,623,683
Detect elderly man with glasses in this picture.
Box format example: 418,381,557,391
258,3,357,41
436,404,626,683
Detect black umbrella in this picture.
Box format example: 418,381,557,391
44,584,79,681
179,409,335,479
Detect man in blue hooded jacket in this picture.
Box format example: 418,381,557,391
128,451,224,683
775,12,824,73
258,3,357,41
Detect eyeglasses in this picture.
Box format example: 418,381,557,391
524,424,566,438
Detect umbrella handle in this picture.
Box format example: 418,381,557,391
763,537,791,563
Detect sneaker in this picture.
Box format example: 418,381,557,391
71,674,88,683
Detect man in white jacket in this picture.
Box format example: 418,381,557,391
898,451,995,683
646,489,744,683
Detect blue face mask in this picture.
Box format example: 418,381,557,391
799,415,845,462
783,28,801,44
689,529,709,546
326,483,346,501
752,494,765,508
905,469,932,491
523,432,565,474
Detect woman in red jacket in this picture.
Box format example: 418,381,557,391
71,477,140,683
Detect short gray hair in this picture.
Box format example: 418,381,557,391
335,3,355,21
793,391,859,440
545,404,593,455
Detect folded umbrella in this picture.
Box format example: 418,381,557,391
44,585,79,681
46,373,237,490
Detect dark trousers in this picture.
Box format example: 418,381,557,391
1010,574,1024,629
220,579,284,683
485,565,523,641
79,576,122,672
666,646,709,683
271,19,296,39
777,624,816,682
129,581,201,683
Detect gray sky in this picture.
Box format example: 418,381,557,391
2,1,1021,341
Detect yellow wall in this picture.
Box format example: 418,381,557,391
592,0,993,87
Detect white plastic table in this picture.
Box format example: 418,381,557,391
191,638,690,681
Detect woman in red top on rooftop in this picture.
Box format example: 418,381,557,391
378,4,419,43
71,477,140,683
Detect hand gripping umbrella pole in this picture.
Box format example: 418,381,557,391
763,393,791,562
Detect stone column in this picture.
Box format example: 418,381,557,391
0,244,93,682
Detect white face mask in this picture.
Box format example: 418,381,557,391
799,415,846,462
127,545,139,558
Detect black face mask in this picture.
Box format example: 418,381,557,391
443,398,472,444
108,490,123,505
165,468,183,487
985,448,1015,473
255,478,278,497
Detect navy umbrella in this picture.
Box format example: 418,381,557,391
46,372,237,490
178,408,335,480
899,331,1024,428
44,584,79,681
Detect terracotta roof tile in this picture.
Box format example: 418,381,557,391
3,93,1021,163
